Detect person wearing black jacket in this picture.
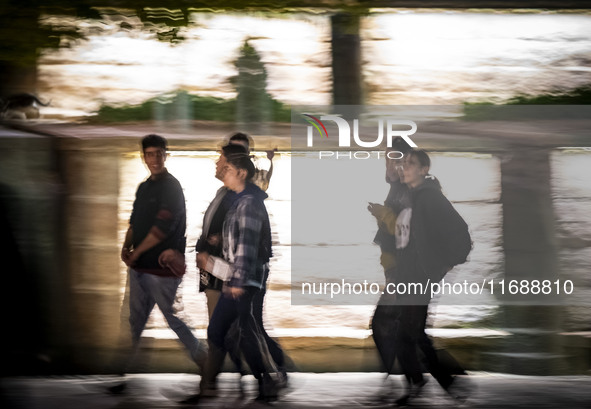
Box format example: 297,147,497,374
114,135,206,391
392,149,472,406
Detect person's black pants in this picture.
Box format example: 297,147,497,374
252,287,285,369
371,301,401,374
205,286,268,384
396,304,455,389
222,286,286,373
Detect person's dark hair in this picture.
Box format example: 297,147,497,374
408,148,431,169
390,136,412,154
228,132,251,150
142,134,167,151
221,143,255,181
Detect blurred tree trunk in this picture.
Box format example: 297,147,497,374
331,12,362,106
0,3,41,96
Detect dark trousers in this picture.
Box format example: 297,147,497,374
252,287,285,369
371,302,400,374
203,286,268,388
396,304,456,389
221,287,286,373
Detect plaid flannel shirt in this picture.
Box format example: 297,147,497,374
222,186,271,288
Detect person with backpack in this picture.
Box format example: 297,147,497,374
392,149,472,406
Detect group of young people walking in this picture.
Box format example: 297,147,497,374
117,132,472,406
119,133,285,404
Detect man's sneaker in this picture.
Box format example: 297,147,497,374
377,374,395,403
178,393,201,405
395,378,428,407
255,373,279,403
106,381,127,395
277,370,289,390
361,375,396,405
447,375,475,404
178,388,217,405
237,374,247,398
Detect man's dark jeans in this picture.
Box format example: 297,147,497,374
203,286,267,387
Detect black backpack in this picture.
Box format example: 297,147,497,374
413,185,473,281
444,215,472,268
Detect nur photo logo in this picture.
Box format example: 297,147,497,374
302,113,418,159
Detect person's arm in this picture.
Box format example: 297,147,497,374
196,234,221,270
196,250,211,270
127,231,164,265
121,226,134,265
265,149,275,184
368,203,397,235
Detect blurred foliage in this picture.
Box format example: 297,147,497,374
231,40,273,125
91,90,291,123
0,2,83,67
503,85,591,105
0,2,193,60
0,0,585,65
93,91,232,122
0,0,377,63
0,1,336,75
0,1,194,68
92,40,291,124
462,85,591,120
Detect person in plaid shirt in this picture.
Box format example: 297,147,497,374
193,144,284,404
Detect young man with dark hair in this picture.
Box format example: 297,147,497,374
115,134,206,391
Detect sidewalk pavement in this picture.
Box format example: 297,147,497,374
2,372,590,408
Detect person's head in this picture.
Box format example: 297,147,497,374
385,137,412,183
141,134,168,177
402,149,430,188
219,144,255,192
215,143,248,180
228,132,251,151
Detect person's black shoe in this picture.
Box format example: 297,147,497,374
395,378,427,407
277,370,289,390
256,373,279,403
254,393,269,402
244,399,274,408
178,393,201,405
394,394,410,407
107,381,127,395
447,375,474,404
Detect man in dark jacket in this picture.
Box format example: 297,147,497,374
116,134,206,387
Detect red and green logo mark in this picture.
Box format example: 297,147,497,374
303,114,328,139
